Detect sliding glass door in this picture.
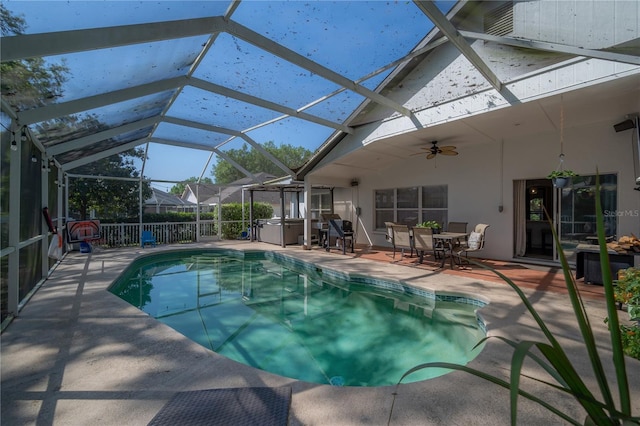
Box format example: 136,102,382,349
557,174,617,263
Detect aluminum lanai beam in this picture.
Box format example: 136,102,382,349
414,1,503,93
18,72,350,138
151,137,261,183
224,20,414,118
1,98,18,120
150,137,222,152
0,17,228,62
458,31,640,66
189,78,353,134
46,116,159,156
4,16,412,119
18,77,187,125
163,116,295,177
62,138,147,171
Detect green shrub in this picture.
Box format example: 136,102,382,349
620,324,640,360
614,267,640,320
215,202,273,239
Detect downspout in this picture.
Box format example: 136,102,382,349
633,116,640,187
330,187,334,214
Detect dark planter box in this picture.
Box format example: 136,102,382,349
576,250,637,285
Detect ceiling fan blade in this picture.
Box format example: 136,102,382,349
426,153,437,160
439,146,457,151
439,150,458,156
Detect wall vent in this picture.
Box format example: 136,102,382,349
484,2,513,37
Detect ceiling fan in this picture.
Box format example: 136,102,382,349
412,141,458,159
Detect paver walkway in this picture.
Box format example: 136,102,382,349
333,244,606,300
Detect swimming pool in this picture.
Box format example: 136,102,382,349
109,249,487,387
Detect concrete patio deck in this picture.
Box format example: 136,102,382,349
2,240,638,425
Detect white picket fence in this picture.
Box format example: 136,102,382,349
93,221,220,248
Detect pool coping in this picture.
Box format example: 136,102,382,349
2,240,639,425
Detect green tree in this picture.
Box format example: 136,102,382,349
68,148,152,220
0,4,69,109
169,176,213,196
0,4,25,35
211,141,312,184
0,6,151,222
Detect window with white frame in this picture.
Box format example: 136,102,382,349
310,191,332,219
375,185,448,230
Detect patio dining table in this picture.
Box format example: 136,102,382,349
432,232,469,269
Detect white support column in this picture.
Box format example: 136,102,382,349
40,150,49,277
138,178,143,246
196,184,201,242
7,124,21,317
217,187,222,241
64,174,69,222
303,179,312,250
280,187,285,248
56,167,63,237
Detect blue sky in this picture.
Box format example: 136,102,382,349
4,1,445,187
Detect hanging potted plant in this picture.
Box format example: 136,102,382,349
547,169,578,188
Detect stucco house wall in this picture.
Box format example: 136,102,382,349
342,115,639,262
307,0,640,262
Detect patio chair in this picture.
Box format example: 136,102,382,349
454,224,489,264
326,219,354,255
238,227,250,240
411,226,447,264
141,230,157,248
389,224,413,259
447,221,468,249
447,222,468,233
384,222,398,245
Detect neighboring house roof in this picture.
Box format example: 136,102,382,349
146,188,196,208
182,183,223,204
183,173,279,205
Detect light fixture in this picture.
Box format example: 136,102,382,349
614,118,636,133
31,154,38,163
10,138,18,151
20,126,28,142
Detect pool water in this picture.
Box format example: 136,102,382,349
109,249,487,387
